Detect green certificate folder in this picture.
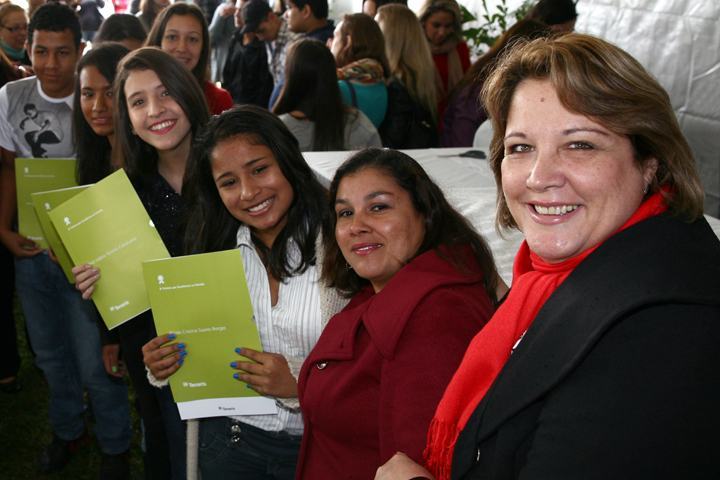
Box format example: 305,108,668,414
31,185,90,283
48,169,170,330
15,158,76,248
142,249,276,419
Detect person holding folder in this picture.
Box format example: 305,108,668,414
142,105,348,479
0,3,131,475
73,47,211,479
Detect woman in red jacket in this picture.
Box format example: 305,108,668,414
295,148,506,479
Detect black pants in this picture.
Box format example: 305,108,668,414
0,244,20,379
111,311,186,479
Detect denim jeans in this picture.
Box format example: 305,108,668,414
15,253,131,454
199,417,301,480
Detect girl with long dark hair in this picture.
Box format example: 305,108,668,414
142,105,348,479
273,39,380,152
73,47,210,479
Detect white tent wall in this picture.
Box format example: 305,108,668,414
329,0,719,216
574,0,720,217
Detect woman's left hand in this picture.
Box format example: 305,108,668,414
375,452,434,480
231,348,298,398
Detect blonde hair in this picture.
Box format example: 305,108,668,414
481,33,705,228
376,4,437,118
417,0,462,43
0,3,25,26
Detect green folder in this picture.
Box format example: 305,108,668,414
48,169,170,330
142,250,271,413
15,158,76,248
31,185,90,283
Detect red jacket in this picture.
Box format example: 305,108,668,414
296,247,494,479
203,80,233,115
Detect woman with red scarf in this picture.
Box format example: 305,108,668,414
418,0,470,123
376,34,720,480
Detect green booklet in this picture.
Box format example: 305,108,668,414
31,185,90,283
142,249,276,419
48,169,170,330
15,158,77,248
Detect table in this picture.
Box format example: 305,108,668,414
304,147,720,284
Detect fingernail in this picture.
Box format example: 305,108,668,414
168,333,176,340
177,343,185,349
245,384,253,389
234,347,242,354
233,373,239,379
230,361,237,368
111,365,118,373
179,351,188,358
178,358,184,366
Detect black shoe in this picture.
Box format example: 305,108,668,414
98,450,130,480
0,378,20,393
37,433,87,474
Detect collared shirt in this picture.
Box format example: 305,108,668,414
231,225,323,435
266,19,300,86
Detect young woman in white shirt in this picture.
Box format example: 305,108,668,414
141,105,346,479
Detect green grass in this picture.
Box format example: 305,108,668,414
0,300,145,479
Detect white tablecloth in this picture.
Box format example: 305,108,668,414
304,147,720,284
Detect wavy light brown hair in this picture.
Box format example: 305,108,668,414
481,33,704,229
417,0,462,44
376,4,437,118
334,13,389,76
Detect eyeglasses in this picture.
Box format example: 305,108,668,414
2,24,27,34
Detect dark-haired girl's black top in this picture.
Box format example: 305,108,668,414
133,173,186,257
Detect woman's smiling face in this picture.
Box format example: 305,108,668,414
334,167,425,292
124,68,192,154
160,14,203,73
210,135,294,248
501,78,657,263
80,65,114,138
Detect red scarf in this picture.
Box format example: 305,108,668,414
424,191,668,479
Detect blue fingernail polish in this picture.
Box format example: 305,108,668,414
230,361,237,368
177,343,185,349
180,351,188,357
178,359,184,366
233,373,239,379
234,347,242,354
245,384,252,389
168,333,176,340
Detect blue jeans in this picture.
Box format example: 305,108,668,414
199,417,301,480
15,253,131,454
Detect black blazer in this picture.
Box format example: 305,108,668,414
452,214,720,480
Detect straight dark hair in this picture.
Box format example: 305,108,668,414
184,105,329,279
95,13,147,45
114,47,209,181
145,3,210,84
322,148,499,301
273,39,348,151
291,0,328,19
73,43,130,185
